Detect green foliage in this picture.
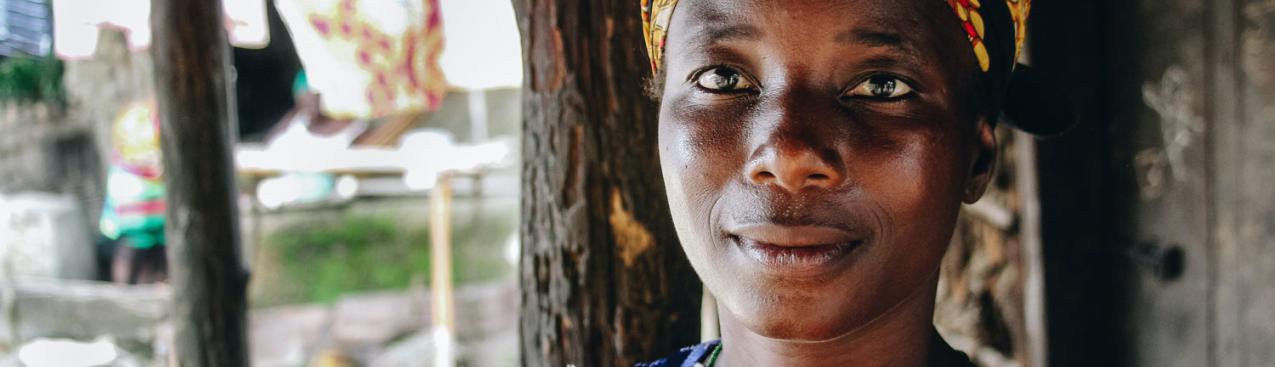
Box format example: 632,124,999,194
0,56,64,104
269,216,427,304
447,209,519,285
259,210,516,306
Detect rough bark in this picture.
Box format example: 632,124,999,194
515,0,701,366
151,0,250,365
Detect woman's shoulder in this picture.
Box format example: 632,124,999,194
635,339,721,367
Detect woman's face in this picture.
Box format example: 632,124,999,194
657,0,997,341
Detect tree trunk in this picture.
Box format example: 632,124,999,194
151,0,250,365
515,0,701,366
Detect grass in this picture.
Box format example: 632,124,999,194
254,209,516,307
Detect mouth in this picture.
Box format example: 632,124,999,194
725,223,865,276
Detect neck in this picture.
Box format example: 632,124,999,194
715,275,951,367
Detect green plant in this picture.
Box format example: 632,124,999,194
257,210,516,306
0,56,65,104
268,216,420,304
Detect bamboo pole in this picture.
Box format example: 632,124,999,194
1016,132,1048,367
700,287,719,342
151,0,249,365
430,175,455,367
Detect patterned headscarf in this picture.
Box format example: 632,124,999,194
639,0,1072,135
641,0,1030,74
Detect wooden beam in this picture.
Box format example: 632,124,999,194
151,0,250,365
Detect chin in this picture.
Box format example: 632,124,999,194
718,278,881,342
747,316,858,342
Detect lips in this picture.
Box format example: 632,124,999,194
725,223,865,276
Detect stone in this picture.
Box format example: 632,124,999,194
366,330,435,367
250,304,333,367
330,290,428,349
1,279,168,347
0,192,95,280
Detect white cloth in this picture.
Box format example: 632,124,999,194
51,0,268,59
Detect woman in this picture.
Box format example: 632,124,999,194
638,0,1063,365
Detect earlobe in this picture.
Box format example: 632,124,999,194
963,117,998,204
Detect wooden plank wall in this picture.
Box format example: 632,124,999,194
1215,0,1275,365
1036,0,1275,365
1110,1,1212,366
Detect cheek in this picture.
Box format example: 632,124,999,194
867,139,965,211
659,118,697,240
658,105,749,260
659,108,748,214
859,130,968,270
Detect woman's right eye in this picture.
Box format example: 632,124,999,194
694,66,755,92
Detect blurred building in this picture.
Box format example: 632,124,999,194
0,0,51,57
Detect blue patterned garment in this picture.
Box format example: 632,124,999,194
636,340,721,367
635,337,976,367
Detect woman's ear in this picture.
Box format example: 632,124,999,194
963,116,998,204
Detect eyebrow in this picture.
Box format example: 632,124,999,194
683,4,763,46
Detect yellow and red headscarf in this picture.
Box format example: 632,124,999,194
641,0,1030,74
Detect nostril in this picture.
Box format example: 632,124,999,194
756,171,776,179
809,173,829,181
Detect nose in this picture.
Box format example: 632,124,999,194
745,143,844,192
743,82,846,192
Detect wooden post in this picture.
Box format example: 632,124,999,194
430,175,455,367
1014,132,1048,367
700,287,719,342
151,0,250,365
516,0,701,365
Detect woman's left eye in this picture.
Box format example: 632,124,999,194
846,75,914,100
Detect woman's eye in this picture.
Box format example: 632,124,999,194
694,67,754,92
847,75,914,100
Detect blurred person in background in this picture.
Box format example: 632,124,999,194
266,71,368,151
252,71,369,208
99,101,167,284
